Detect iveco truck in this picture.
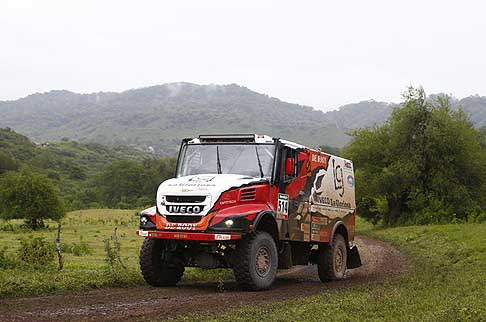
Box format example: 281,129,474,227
137,134,361,290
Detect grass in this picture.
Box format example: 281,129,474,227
173,218,486,322
2,212,486,322
0,209,230,298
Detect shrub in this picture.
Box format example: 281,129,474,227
0,246,15,269
17,237,55,266
62,238,92,256
0,168,65,229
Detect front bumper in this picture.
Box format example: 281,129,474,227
136,230,242,241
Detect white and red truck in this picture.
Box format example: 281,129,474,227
137,134,361,290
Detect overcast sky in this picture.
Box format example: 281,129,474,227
1,0,486,111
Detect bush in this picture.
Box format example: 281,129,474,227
62,238,92,256
344,88,486,226
17,237,55,266
0,246,15,269
0,168,65,229
468,212,486,224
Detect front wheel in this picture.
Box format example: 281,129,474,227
139,238,184,286
317,234,347,282
233,232,278,291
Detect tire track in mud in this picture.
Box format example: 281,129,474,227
0,236,410,322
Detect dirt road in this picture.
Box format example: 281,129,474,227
0,236,409,322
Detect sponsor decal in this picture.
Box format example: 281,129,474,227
188,175,215,182
165,223,197,230
311,198,352,209
138,230,149,237
220,200,237,205
332,158,344,197
347,175,354,187
344,161,352,169
168,182,216,187
311,153,328,166
166,205,204,214
277,193,289,220
311,216,329,225
215,234,231,240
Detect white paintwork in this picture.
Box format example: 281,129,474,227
140,206,157,216
254,134,274,143
279,138,306,150
156,174,267,216
186,134,275,145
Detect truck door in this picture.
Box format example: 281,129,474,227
278,147,311,242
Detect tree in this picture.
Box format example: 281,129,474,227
319,145,341,156
0,168,65,229
0,151,18,174
344,87,486,225
94,158,176,208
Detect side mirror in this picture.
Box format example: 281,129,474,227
285,157,295,176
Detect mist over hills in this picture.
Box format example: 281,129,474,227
1,83,485,155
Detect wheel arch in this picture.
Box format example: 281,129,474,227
331,221,349,246
253,210,279,243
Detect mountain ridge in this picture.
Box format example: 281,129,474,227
1,83,485,154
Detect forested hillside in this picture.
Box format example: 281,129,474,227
0,84,349,154
0,128,175,209
1,83,486,154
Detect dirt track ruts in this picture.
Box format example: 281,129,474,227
0,236,410,322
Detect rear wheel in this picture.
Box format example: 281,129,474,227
317,234,347,282
233,232,278,291
139,238,184,286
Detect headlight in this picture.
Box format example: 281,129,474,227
224,219,234,227
140,216,148,225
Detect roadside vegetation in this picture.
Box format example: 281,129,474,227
344,87,486,226
0,209,230,298
0,127,176,211
1,86,486,320
174,219,486,322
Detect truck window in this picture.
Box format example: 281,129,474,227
282,147,298,182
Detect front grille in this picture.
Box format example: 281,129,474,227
166,195,206,203
165,215,202,223
240,188,256,201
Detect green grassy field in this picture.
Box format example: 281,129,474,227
0,209,230,298
1,211,486,322
175,220,486,322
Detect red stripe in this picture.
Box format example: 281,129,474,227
136,230,242,241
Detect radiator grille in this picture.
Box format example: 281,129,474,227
165,215,202,223
165,195,206,203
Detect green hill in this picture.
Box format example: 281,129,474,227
0,84,350,154
1,84,486,154
0,128,150,204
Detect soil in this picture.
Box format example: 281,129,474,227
0,236,410,322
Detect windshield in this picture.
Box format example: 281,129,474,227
177,144,275,178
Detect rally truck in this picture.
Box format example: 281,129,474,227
137,134,361,291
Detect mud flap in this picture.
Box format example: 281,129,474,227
278,242,293,269
347,245,362,269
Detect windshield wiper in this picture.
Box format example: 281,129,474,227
216,146,222,174
255,146,264,178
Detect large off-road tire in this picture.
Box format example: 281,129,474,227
317,233,347,282
233,231,278,291
139,238,184,286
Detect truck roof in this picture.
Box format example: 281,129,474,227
186,133,349,162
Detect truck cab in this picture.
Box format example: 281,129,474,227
137,134,361,290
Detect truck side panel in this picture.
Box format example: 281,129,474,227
283,149,356,243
